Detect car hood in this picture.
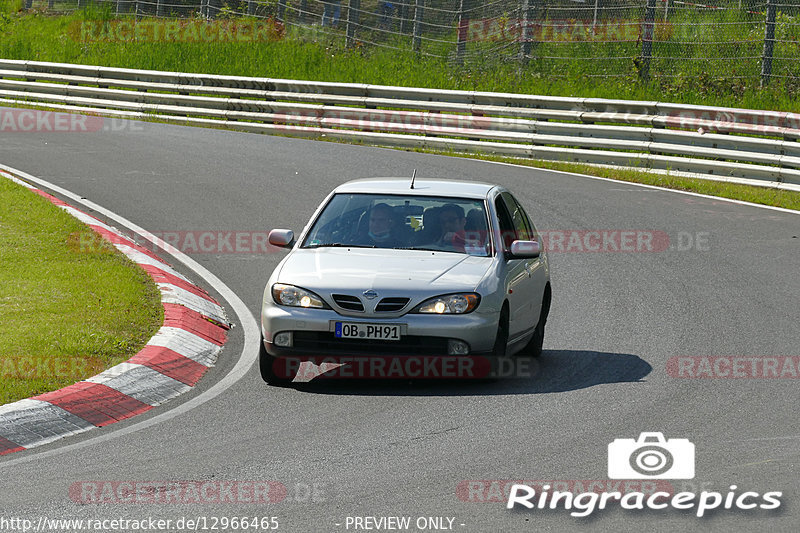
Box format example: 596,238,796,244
277,248,493,292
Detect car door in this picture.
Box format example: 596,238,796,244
504,192,547,333
494,194,535,342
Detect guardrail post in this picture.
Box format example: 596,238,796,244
640,0,657,80
346,0,361,47
412,0,424,52
520,0,536,65
761,0,776,86
456,0,468,64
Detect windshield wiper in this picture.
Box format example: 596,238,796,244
391,246,434,251
305,243,375,249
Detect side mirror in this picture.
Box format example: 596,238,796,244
268,229,295,249
509,240,540,259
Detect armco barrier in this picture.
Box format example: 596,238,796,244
1,59,799,191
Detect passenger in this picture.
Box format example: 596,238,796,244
358,203,406,248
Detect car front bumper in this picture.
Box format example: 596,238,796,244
261,303,499,357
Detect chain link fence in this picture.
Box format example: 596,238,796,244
24,0,800,83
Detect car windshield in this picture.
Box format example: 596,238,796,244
301,193,492,256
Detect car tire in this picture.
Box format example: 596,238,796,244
259,334,294,386
521,287,551,358
492,306,509,357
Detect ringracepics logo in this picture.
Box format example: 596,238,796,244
506,433,783,517
608,432,694,479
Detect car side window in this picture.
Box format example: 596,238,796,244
504,193,535,242
494,196,517,250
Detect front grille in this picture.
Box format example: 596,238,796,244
332,294,364,312
375,297,410,312
292,332,450,355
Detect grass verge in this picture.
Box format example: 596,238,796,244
1,97,796,211
0,175,163,405
0,7,800,112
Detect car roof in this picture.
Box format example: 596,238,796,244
333,178,498,199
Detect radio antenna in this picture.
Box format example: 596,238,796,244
410,169,417,189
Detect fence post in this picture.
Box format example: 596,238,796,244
520,0,535,65
156,0,164,17
346,0,361,47
412,0,424,52
640,0,656,80
299,0,308,24
23,0,32,8
761,0,776,86
278,0,286,20
456,0,468,64
399,1,411,35
248,0,255,16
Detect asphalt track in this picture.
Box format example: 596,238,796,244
1,110,799,532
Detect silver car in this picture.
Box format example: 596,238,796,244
260,178,551,384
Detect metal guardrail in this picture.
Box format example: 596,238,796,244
1,59,799,191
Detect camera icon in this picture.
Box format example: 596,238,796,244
608,432,695,479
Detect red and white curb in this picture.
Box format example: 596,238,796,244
0,170,229,456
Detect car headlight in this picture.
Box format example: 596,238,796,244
272,284,330,309
412,293,480,314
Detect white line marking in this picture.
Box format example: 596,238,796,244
471,157,800,215
0,164,259,467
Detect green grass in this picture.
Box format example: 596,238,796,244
0,0,22,13
0,176,163,405
1,7,800,112
0,6,798,212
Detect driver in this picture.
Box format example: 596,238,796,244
436,203,467,251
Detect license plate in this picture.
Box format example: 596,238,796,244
335,322,402,341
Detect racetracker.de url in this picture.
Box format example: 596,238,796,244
0,515,279,532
